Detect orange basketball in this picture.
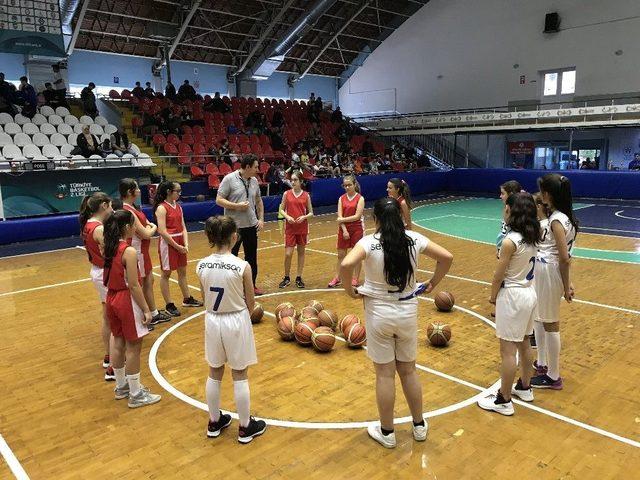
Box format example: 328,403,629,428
346,323,366,347
299,306,319,321
250,302,264,324
275,302,294,320
278,305,297,321
307,300,324,312
340,314,361,336
317,309,338,331
294,321,315,346
427,322,452,346
277,316,295,341
434,291,455,312
311,326,335,352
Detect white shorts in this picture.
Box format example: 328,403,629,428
534,261,563,323
205,310,257,370
90,264,107,303
495,287,537,342
364,297,418,364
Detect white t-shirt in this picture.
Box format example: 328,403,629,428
356,230,429,303
53,71,66,91
500,231,537,288
197,253,248,313
537,211,576,264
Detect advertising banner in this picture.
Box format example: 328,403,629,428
0,0,65,56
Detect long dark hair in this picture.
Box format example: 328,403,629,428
119,178,139,209
506,193,541,245
205,215,237,248
538,173,579,232
373,197,414,292
501,180,522,196
79,192,111,234
389,178,412,208
153,180,177,215
103,209,134,270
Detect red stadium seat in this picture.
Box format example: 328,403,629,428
208,174,221,190
190,165,206,179
109,90,121,99
166,134,180,145
120,89,132,99
219,163,233,176
163,143,178,156
181,133,194,145
206,163,219,176
232,162,241,171
259,161,270,174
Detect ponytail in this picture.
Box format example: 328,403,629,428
102,209,134,270
373,197,414,292
501,180,523,196
538,174,579,232
343,173,360,193
79,192,111,235
153,180,176,216
389,177,412,209
204,215,237,248
119,178,139,209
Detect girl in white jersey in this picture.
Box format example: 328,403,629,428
478,192,541,416
197,216,266,444
530,174,577,390
341,198,453,448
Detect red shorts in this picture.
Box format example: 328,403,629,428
139,245,153,277
285,231,308,247
158,233,187,271
337,225,363,249
106,290,149,341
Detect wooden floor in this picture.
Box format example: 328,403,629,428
1,199,639,479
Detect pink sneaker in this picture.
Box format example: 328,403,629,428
351,278,359,287
327,277,341,288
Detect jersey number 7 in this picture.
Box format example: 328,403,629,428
209,287,225,311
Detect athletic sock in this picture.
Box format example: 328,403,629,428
381,427,394,436
546,331,561,379
533,321,547,366
413,419,425,427
151,309,159,316
233,380,251,428
114,367,126,388
127,372,141,397
206,378,221,422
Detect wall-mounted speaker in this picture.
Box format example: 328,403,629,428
544,12,560,33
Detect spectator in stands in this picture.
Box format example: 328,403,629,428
368,155,380,174
314,157,332,178
144,82,155,98
178,80,197,102
51,64,69,108
42,82,60,107
101,138,114,157
269,127,286,151
203,91,229,113
361,137,374,157
165,81,177,102
0,94,13,115
111,126,133,156
381,154,392,171
75,124,102,158
21,98,37,119
271,108,284,128
81,82,98,118
628,153,640,171
331,106,343,123
266,162,290,194
315,96,323,114
0,72,17,114
132,81,145,99
17,76,37,107
218,138,232,165
309,93,316,105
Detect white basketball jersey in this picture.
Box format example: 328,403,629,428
501,231,537,288
197,253,247,313
356,230,429,301
537,211,576,264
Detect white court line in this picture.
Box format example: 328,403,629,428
0,277,90,298
0,433,29,480
573,204,596,211
615,210,640,221
580,226,640,235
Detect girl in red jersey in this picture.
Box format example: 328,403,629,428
79,191,115,381
119,178,171,326
103,209,161,408
386,178,413,230
277,170,314,288
154,181,203,317
328,173,365,288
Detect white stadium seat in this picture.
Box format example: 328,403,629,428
13,132,31,147
57,123,73,135
14,114,29,125
0,124,2,132
55,107,70,117
48,114,63,126
73,123,85,134
39,106,55,117
40,123,57,135
22,145,42,159
50,133,67,146
130,143,141,155
0,132,13,146
0,113,13,125
105,153,119,159
60,144,74,156
22,123,39,135
4,123,21,135
80,115,94,125
2,145,23,159
89,124,104,135
138,153,155,167
89,154,103,159
42,144,61,158
94,116,108,126
67,134,78,146
32,132,49,147
64,115,79,126
104,124,117,134
31,113,47,125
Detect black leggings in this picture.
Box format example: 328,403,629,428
232,225,258,286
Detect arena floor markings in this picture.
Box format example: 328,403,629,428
1,201,639,479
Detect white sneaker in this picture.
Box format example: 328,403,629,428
511,384,534,402
412,420,429,441
128,388,161,409
367,424,396,448
477,393,514,416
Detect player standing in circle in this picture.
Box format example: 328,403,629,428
154,181,203,317
328,174,365,288
197,216,266,443
386,178,413,229
79,192,115,381
478,192,540,416
530,174,577,390
103,209,161,408
341,198,453,448
532,192,549,373
278,170,314,289
119,178,172,326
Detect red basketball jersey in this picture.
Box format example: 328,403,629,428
104,240,140,291
162,201,184,234
339,193,364,232
123,203,150,254
283,189,310,235
83,220,104,268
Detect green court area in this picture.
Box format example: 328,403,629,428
413,198,640,264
